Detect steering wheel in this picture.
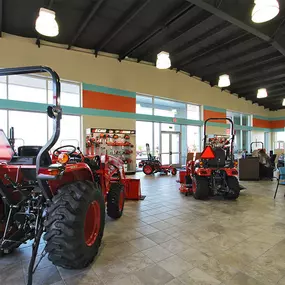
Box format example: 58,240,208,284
53,145,77,157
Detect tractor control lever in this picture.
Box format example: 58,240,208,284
4,174,18,189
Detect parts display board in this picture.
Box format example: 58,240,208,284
86,128,136,174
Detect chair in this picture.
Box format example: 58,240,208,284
207,147,226,168
274,167,285,199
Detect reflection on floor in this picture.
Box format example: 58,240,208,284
1,173,285,285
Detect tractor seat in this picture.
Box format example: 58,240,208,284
10,146,52,167
207,147,226,168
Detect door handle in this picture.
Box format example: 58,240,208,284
170,151,172,155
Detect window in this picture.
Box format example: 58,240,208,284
48,115,81,150
276,132,285,142
48,81,80,107
136,95,153,115
187,104,200,120
0,76,7,99
187,126,200,152
0,110,7,134
9,111,48,147
8,76,46,103
161,123,180,132
242,114,250,126
1,75,82,150
154,98,186,118
136,121,153,160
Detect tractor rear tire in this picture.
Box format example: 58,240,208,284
107,183,125,219
143,165,153,175
226,176,240,200
193,177,209,200
44,181,105,269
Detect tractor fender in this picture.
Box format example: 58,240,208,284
224,168,238,177
49,163,95,194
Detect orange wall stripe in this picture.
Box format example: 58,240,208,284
204,110,226,124
253,118,271,129
270,120,285,129
83,90,136,113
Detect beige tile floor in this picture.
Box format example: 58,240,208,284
1,173,285,285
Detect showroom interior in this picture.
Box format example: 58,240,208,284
1,0,285,285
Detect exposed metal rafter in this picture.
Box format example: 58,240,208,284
185,0,285,56
206,52,283,82
118,3,194,61
234,79,285,95
137,11,212,61
176,32,253,69
0,0,3,37
172,21,231,66
232,64,285,86
68,0,105,50
199,43,271,79
95,0,150,55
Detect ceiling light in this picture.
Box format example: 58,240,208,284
252,0,279,23
35,8,59,37
156,51,171,69
257,88,268,98
282,99,285,106
218,74,230,88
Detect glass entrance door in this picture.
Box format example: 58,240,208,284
161,132,180,166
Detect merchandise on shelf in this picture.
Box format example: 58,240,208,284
86,128,136,174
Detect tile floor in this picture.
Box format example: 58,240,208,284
1,173,285,285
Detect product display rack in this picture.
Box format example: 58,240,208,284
86,128,136,174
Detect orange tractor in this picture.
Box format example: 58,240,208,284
179,118,240,200
0,66,128,285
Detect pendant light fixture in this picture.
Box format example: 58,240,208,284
218,74,231,88
35,8,59,37
282,99,285,106
156,51,171,69
257,88,268,98
252,0,279,23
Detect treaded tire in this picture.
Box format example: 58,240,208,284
143,165,153,175
107,183,125,219
226,176,240,200
44,181,105,269
193,176,209,200
171,168,177,176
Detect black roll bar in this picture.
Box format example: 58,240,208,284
0,66,62,179
203,117,235,158
250,141,264,153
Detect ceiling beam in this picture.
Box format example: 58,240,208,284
67,0,105,50
118,3,194,60
176,32,253,69
171,21,231,68
185,0,285,56
95,0,150,55
0,0,3,37
195,43,270,78
233,78,285,95
206,52,283,82
232,64,285,86
137,11,212,62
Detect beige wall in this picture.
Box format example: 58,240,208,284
83,116,135,133
0,34,271,118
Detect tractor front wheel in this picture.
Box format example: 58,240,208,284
44,181,105,269
107,183,125,219
171,168,177,176
143,165,153,175
226,176,240,200
193,176,209,200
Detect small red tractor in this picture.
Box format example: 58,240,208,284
179,118,240,200
0,66,126,285
139,143,177,176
